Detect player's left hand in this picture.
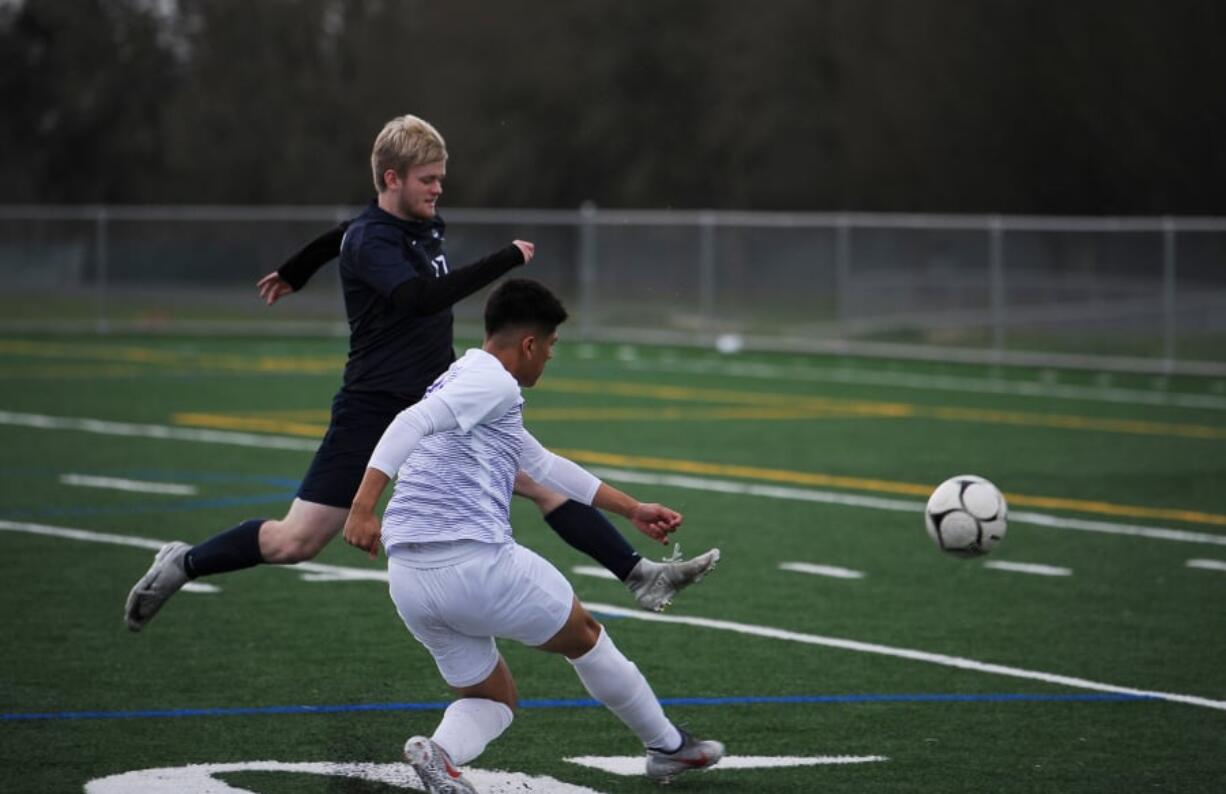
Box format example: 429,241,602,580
343,510,383,560
630,503,682,544
257,271,295,305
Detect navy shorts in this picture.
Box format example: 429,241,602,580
296,390,413,509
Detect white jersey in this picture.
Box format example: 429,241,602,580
382,349,525,548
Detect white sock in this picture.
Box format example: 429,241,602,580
430,698,514,765
567,627,682,751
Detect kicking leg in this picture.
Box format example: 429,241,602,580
515,472,721,612
538,598,724,781
124,499,345,631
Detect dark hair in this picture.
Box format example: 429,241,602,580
484,278,568,336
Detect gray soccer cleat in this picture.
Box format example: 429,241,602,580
404,736,477,793
124,541,191,632
646,729,725,783
625,545,720,612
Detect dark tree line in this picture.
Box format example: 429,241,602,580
3,0,1225,213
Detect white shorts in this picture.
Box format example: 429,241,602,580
387,541,575,687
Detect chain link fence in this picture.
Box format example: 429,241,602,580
2,205,1224,375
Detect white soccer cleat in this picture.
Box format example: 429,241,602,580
646,729,725,783
124,541,191,632
625,545,720,612
404,735,477,793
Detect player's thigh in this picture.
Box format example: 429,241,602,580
388,562,502,689
442,544,576,649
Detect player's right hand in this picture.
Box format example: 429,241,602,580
343,511,382,560
630,503,683,544
257,271,295,305
512,240,535,264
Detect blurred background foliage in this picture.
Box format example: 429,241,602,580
2,0,1224,212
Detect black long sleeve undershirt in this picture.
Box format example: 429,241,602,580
389,244,525,315
275,222,348,291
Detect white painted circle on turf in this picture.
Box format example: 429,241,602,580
85,760,604,793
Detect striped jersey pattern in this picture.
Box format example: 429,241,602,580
382,349,525,548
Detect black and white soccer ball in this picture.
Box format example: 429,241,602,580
924,474,1008,557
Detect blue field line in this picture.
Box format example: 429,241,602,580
0,692,1156,723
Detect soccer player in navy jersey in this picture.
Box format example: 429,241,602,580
344,279,724,789
125,115,718,632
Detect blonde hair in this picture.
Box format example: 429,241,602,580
370,115,448,192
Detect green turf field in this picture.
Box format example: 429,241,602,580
2,334,1225,793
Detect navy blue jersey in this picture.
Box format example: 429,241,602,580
338,203,455,402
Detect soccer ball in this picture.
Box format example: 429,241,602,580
924,474,1008,557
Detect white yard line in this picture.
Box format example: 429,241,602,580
5,410,1225,549
1186,559,1226,573
983,560,1072,577
565,755,887,776
572,565,620,581
60,473,198,496
0,410,318,451
5,518,1219,715
0,520,385,585
779,561,865,579
588,466,1226,548
583,602,1226,712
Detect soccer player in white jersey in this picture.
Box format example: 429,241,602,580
343,279,724,792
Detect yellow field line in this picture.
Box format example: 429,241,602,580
0,340,342,374
168,410,1226,527
10,338,1216,438
553,448,1226,528
172,412,330,438
0,364,149,378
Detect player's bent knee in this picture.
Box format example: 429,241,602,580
259,523,327,563
538,600,603,658
454,658,518,711
259,504,345,563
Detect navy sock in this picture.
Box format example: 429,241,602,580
544,500,641,581
184,518,266,579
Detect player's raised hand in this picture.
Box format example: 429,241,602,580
257,271,295,305
512,240,535,264
630,503,683,544
343,510,383,560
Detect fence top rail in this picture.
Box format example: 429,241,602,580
2,205,1226,232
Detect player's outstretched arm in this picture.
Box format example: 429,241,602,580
389,240,533,316
259,222,349,304
593,483,683,545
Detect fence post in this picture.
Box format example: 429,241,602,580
988,216,1005,361
578,201,598,339
94,206,110,335
835,214,851,346
698,210,716,333
1162,217,1176,373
